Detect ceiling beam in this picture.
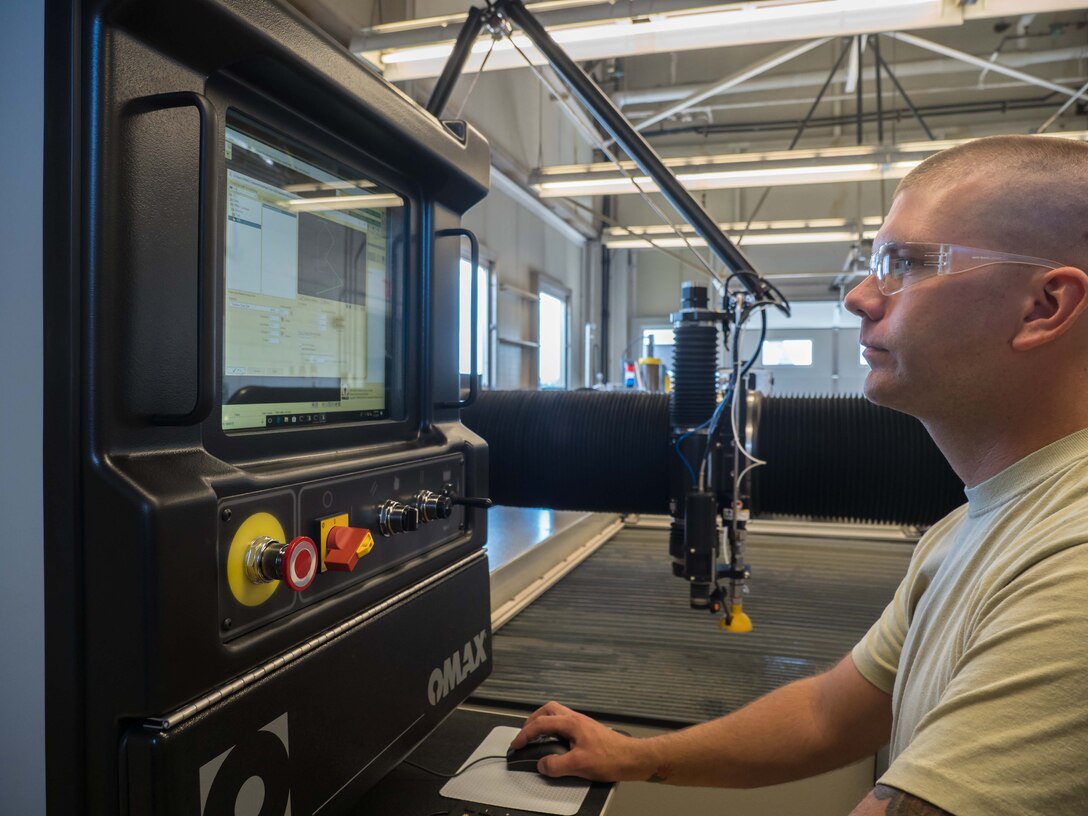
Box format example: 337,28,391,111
883,31,1088,103
631,38,832,134
612,44,1088,107
1038,77,1088,133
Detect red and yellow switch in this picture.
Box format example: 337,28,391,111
318,513,374,572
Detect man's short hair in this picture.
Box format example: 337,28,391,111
897,134,1088,196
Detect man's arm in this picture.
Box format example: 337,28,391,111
850,785,952,815
509,653,891,788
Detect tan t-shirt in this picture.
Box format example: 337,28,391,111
852,428,1088,815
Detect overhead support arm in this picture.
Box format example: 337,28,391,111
631,38,832,135
426,5,486,117
492,0,782,309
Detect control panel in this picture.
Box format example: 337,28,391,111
217,454,489,640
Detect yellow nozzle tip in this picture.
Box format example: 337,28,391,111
720,604,753,633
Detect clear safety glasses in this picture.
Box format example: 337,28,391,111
869,241,1063,295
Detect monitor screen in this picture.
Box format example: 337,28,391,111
221,115,406,432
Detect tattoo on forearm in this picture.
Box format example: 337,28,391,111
645,765,672,784
873,785,953,815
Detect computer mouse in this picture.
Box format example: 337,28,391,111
505,735,571,771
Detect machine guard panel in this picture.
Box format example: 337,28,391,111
124,553,492,816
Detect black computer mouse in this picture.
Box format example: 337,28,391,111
505,735,572,771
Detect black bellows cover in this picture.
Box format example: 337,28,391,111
750,395,965,526
669,323,718,428
463,390,965,526
461,390,672,514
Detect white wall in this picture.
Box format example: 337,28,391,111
0,0,45,810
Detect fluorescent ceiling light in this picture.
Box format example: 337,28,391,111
533,131,1088,197
606,216,883,237
536,161,921,196
605,229,879,249
370,0,951,81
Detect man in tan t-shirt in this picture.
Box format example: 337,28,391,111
511,134,1088,815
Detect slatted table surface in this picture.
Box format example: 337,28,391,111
474,525,913,726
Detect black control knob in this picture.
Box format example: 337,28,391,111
413,490,454,523
441,485,494,511
451,495,494,509
378,500,420,536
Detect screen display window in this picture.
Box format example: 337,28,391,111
222,115,406,432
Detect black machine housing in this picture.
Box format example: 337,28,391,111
46,1,493,813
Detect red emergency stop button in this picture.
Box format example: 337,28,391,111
324,526,375,572
282,536,319,591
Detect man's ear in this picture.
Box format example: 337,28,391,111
1011,267,1088,352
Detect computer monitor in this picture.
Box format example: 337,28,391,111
221,113,407,432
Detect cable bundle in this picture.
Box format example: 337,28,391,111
461,390,672,513
749,395,965,526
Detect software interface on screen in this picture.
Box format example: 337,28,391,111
222,117,405,432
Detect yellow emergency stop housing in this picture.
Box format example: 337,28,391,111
226,512,285,606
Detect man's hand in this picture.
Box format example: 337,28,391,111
508,701,651,782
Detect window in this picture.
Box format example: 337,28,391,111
539,289,568,389
761,339,813,367
458,257,490,386
642,328,675,349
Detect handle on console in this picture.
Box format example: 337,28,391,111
132,91,219,426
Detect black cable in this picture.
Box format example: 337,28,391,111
698,311,744,479
405,755,505,778
739,306,769,379
404,755,544,779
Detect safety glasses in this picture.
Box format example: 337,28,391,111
869,241,1063,295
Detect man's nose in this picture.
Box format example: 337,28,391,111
844,274,886,321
